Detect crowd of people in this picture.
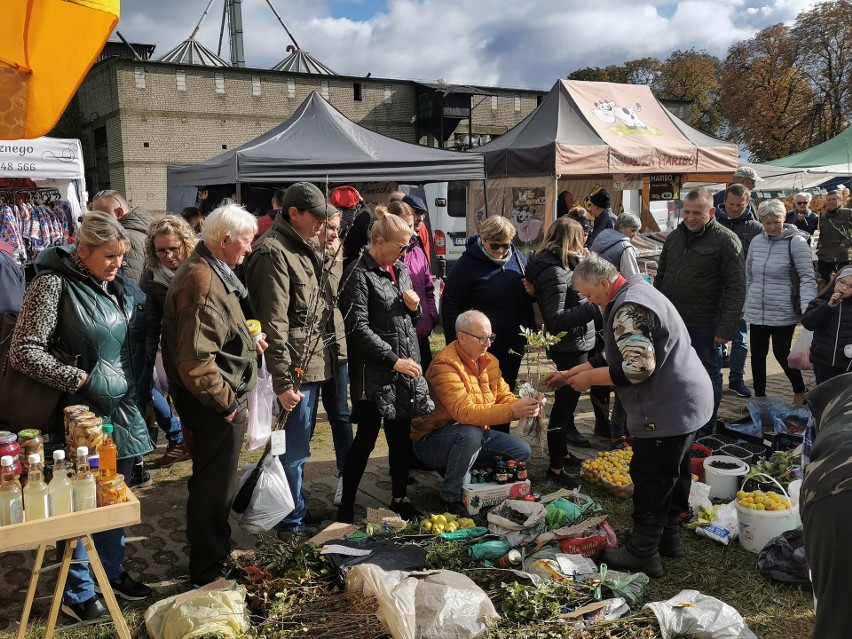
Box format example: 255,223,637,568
0,178,850,623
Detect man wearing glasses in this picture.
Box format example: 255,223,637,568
785,192,819,239
411,310,536,518
90,189,152,283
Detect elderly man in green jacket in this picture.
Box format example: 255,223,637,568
245,182,337,537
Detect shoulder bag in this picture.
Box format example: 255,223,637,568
787,237,801,312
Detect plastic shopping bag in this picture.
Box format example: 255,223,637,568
246,357,275,450
787,330,813,371
239,454,294,530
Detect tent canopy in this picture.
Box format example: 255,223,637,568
0,137,84,182
769,126,852,171
475,79,738,178
167,92,485,187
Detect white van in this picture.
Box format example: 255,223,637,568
402,181,468,277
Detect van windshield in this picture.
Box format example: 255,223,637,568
447,181,466,218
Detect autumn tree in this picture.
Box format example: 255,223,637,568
654,50,724,135
792,0,852,138
567,57,661,86
722,24,817,162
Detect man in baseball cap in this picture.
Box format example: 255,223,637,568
245,181,339,535
713,167,762,213
402,193,432,267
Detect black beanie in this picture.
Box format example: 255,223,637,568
589,188,611,209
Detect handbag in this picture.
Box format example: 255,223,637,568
0,312,66,432
788,237,801,312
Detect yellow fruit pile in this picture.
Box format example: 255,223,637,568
419,512,476,534
736,490,791,511
581,449,633,486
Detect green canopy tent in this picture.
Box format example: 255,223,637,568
770,127,852,171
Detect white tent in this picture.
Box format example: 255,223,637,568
0,137,87,223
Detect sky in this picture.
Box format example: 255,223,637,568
117,0,828,90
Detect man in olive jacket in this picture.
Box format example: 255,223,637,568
161,203,262,587
90,189,152,283
816,190,852,285
655,187,745,435
245,182,337,535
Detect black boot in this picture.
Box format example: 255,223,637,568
659,523,683,558
564,424,590,447
594,420,612,438
600,524,664,578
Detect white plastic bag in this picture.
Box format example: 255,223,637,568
787,330,813,371
246,357,275,450
144,582,249,639
346,564,499,639
239,454,294,530
486,499,548,546
645,589,758,639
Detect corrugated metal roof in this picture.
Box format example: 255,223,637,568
158,38,228,67
272,49,334,75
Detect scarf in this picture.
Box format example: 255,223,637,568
159,264,175,283
478,237,512,266
195,242,249,301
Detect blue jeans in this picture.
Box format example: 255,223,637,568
321,364,354,475
687,325,722,435
152,388,183,445
729,319,748,384
276,381,321,532
413,425,532,502
60,456,134,604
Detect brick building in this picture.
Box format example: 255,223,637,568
75,55,547,214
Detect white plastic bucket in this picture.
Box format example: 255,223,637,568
703,455,749,500
735,473,799,553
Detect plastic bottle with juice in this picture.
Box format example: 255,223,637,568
72,446,97,511
97,423,117,478
48,449,74,516
0,455,23,525
23,454,49,520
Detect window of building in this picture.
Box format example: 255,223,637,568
491,95,498,111
321,81,329,99
287,80,296,98
175,70,187,92
215,73,225,94
143,142,150,148
134,67,146,89
93,126,109,191
384,86,393,103
536,94,544,106
222,144,228,149
251,75,262,96
353,82,363,101
514,95,521,112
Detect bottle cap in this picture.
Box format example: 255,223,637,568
53,449,65,461
77,445,89,457
0,455,12,466
28,454,40,465
103,423,114,434
89,455,99,469
246,319,262,336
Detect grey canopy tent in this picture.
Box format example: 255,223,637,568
166,91,485,192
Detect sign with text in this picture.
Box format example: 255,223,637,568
649,174,682,201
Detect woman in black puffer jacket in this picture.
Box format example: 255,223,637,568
338,212,433,523
802,266,852,383
526,217,598,486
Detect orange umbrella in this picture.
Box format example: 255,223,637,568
0,0,119,139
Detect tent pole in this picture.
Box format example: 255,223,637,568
481,179,489,217
236,182,242,204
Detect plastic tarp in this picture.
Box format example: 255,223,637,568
144,583,250,639
770,125,852,169
0,0,118,138
474,80,738,178
166,92,485,187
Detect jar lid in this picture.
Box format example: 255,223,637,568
0,432,17,444
18,429,41,440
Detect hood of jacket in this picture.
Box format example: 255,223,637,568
591,228,630,253
525,248,561,283
765,226,800,243
121,207,153,234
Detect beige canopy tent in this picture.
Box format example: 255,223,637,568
469,79,738,238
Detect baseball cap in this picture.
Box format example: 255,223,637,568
402,194,428,214
329,185,360,209
732,167,763,182
281,182,337,218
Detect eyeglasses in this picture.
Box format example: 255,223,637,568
488,241,512,252
460,331,496,345
154,246,182,256
794,201,808,205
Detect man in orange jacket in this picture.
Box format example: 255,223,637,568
411,309,537,517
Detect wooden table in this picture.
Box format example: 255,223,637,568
0,489,141,639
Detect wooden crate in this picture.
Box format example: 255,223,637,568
0,488,140,552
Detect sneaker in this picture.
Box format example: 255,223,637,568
93,571,152,601
333,475,344,506
61,595,109,622
128,461,152,489
564,429,591,447
546,468,579,489
439,498,471,519
610,437,630,451
729,380,752,398
388,497,423,521
152,442,191,468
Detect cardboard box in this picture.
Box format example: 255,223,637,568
462,479,531,515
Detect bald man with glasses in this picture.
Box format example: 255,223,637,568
90,189,152,283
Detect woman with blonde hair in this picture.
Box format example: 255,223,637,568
525,217,598,485
140,214,198,467
441,215,535,432
337,213,432,523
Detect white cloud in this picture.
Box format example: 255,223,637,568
116,0,831,89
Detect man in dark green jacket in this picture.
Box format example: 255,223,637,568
815,190,852,285
245,182,337,536
655,187,745,436
90,189,152,283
